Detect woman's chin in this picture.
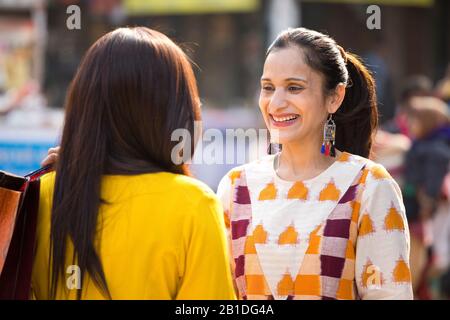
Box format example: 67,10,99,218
272,136,301,146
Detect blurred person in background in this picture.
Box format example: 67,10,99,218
436,63,450,106
432,171,450,299
403,96,450,299
372,130,411,189
383,75,433,138
441,266,450,299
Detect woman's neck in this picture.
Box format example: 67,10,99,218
276,137,340,181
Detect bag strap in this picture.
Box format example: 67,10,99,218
0,172,27,192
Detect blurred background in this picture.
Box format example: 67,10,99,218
0,0,450,299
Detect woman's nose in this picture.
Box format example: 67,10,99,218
268,89,288,112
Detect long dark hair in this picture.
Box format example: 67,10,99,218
267,28,378,158
50,27,201,299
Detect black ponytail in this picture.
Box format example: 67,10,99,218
335,52,378,158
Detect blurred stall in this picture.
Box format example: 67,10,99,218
0,0,61,176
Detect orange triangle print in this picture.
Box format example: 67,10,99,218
384,204,405,232
359,213,375,236
345,240,355,259
278,224,298,245
228,170,241,184
351,201,361,223
393,257,411,283
319,180,340,201
337,152,350,162
224,210,231,228
370,165,390,180
277,271,294,296
258,182,277,201
244,235,257,254
359,168,369,184
306,224,322,254
287,181,308,200
253,224,268,244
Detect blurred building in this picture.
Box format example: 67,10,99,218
0,0,439,112
0,0,448,113
37,0,449,116
42,0,266,110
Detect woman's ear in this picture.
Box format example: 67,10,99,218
327,83,346,114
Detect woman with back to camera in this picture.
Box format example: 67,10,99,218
217,28,413,300
32,27,236,300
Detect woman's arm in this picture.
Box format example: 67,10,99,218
355,164,414,299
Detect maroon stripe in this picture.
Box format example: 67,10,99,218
231,219,250,239
234,255,245,277
235,186,251,204
320,255,345,278
323,219,351,238
339,184,358,203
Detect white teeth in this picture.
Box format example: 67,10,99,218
272,115,299,122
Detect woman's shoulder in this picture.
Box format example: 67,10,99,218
40,170,217,205
347,153,403,200
217,152,393,186
170,173,218,200
106,172,218,204
131,173,222,224
346,152,394,181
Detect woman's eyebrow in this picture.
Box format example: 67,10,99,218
285,77,308,83
260,77,308,82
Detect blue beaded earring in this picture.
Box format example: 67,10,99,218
321,114,336,157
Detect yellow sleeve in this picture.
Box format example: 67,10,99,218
175,193,237,300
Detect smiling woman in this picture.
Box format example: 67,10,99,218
217,27,413,300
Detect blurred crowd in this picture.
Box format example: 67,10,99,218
373,65,450,299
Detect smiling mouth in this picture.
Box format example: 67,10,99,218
270,114,300,126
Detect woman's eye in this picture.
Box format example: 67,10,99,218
262,85,274,92
288,86,303,92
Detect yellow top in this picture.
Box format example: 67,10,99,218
31,171,236,300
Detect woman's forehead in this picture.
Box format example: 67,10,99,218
262,49,315,81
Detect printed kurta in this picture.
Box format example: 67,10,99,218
217,151,413,300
